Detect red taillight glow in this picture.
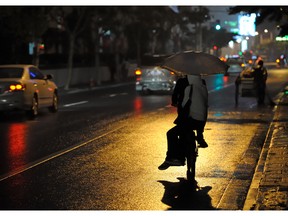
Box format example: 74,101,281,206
9,84,25,91
135,69,142,76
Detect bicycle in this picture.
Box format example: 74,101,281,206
182,130,199,184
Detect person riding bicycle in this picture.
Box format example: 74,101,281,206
158,74,208,170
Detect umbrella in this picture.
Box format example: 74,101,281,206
161,50,229,75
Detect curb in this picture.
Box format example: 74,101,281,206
243,86,288,210
243,112,275,210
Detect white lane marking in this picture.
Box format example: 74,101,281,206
63,101,88,107
108,92,128,97
0,126,125,182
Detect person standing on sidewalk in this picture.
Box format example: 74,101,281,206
251,60,268,105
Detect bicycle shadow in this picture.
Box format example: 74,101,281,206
158,177,217,210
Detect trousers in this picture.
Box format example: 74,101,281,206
165,118,204,163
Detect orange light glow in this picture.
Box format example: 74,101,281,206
10,84,25,91
220,57,227,62
135,69,142,76
10,85,16,91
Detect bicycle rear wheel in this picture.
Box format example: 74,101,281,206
185,131,198,182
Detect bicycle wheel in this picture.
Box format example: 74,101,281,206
185,131,198,182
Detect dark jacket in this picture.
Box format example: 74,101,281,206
171,77,189,108
252,65,267,84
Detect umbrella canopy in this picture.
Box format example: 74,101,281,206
161,50,229,75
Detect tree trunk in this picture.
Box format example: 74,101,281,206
115,53,120,82
136,39,141,66
32,41,40,67
94,41,101,86
65,35,75,90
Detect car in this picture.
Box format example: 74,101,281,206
225,57,247,75
135,54,180,95
0,64,58,118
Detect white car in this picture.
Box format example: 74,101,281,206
135,55,179,95
225,57,247,75
0,64,58,118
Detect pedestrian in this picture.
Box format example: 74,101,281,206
251,60,268,105
158,74,208,170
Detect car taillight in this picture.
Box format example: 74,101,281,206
9,84,25,91
170,71,175,75
135,69,142,76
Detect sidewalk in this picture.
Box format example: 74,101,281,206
244,86,288,210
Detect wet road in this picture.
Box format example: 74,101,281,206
0,67,288,210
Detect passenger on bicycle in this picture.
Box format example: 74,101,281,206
158,74,208,170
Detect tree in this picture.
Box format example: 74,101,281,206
205,27,237,56
88,7,113,85
103,6,130,82
0,6,51,65
51,7,90,90
124,6,178,65
178,6,211,51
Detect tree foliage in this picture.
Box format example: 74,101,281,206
0,6,238,84
0,6,51,64
229,6,288,36
206,28,237,49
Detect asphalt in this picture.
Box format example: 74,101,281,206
60,81,288,210
244,85,288,210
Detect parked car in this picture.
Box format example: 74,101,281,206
0,64,58,118
135,54,180,95
225,57,247,76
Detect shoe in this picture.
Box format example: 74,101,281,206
158,162,170,170
165,159,184,166
198,139,208,148
158,159,184,170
